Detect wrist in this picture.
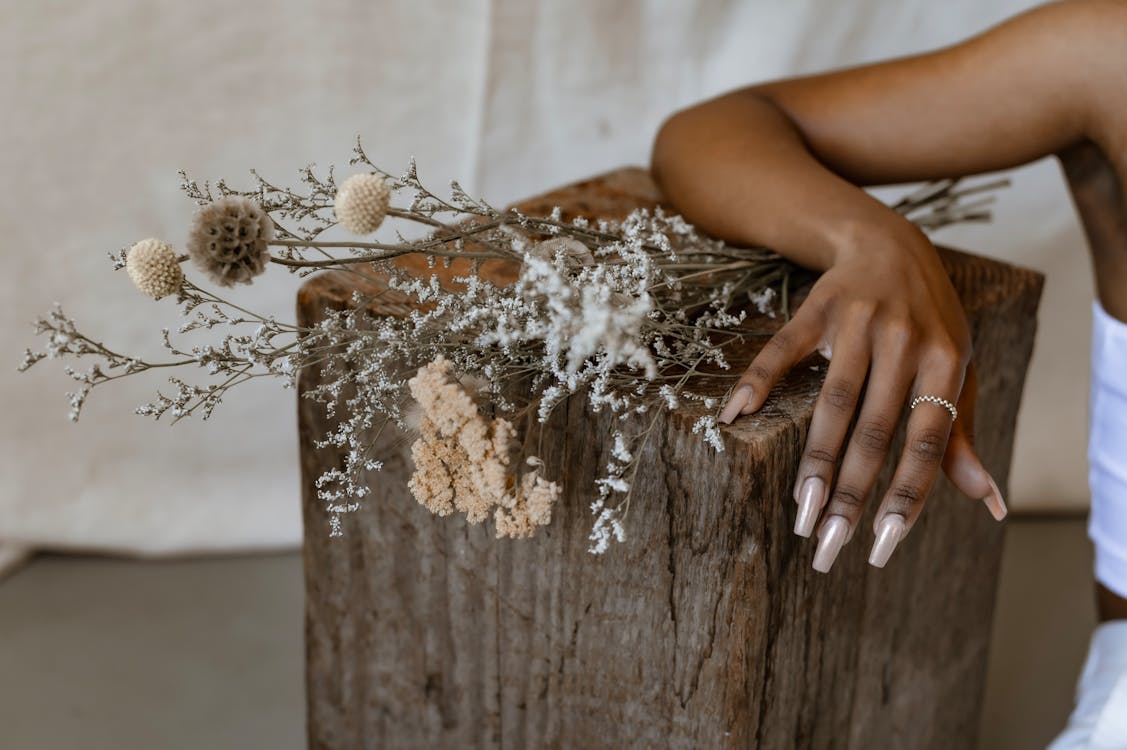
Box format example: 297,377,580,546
824,213,933,269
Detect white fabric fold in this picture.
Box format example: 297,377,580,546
1090,299,1127,599
1048,621,1127,749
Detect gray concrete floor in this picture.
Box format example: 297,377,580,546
0,553,305,750
0,519,1099,749
980,517,1097,750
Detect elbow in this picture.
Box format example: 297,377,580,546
651,89,776,193
650,105,702,197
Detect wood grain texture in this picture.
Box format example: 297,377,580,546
297,167,1044,749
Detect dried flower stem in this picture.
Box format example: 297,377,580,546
21,139,1007,550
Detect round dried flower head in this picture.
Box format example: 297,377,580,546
334,173,391,235
126,238,184,299
531,236,594,267
186,196,274,287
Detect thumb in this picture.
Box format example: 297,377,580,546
941,360,1008,521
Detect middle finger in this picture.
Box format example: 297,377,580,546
809,330,915,572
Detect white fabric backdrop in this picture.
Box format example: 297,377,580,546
1,0,1090,569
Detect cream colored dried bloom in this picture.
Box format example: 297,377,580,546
334,173,390,235
407,419,457,517
406,357,557,536
495,463,560,539
186,196,273,287
126,238,184,299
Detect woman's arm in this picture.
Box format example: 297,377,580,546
651,0,1127,571
653,1,1120,264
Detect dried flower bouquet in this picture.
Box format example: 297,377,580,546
18,139,1004,553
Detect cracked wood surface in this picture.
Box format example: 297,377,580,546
297,167,1044,749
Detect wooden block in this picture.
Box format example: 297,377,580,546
296,167,1044,749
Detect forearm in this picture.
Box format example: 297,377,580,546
651,0,1122,269
651,93,922,272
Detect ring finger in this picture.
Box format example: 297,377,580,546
866,358,965,566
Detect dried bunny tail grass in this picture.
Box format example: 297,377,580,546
334,173,391,235
126,238,184,299
186,196,273,287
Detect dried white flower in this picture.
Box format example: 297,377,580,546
692,415,724,452
24,145,999,555
125,238,183,299
748,286,777,318
187,196,273,287
334,173,391,235
588,498,626,554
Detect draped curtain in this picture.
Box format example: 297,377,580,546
0,0,1085,574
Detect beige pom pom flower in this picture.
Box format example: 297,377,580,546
334,173,391,235
126,238,184,299
531,236,594,267
186,196,274,287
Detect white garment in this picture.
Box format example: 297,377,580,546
1048,621,1127,749
1054,298,1127,750
1090,299,1127,600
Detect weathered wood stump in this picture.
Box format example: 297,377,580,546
297,168,1044,750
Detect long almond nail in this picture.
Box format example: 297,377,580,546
981,474,1007,521
868,514,907,568
794,476,826,538
718,385,753,424
813,516,850,573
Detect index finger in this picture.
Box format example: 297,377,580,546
718,305,823,423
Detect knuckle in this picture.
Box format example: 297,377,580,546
925,336,966,369
743,363,774,386
853,417,894,457
846,299,878,325
829,483,867,510
887,484,923,512
763,328,796,356
820,378,858,413
803,444,838,466
881,317,917,353
908,427,948,464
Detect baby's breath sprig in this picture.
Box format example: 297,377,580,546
20,141,1006,551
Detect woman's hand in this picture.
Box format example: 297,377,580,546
648,0,1122,576
718,221,1007,573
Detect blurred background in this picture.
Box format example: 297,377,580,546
0,1,1097,748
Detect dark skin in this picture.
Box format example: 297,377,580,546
651,0,1127,619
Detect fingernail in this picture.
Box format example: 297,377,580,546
812,515,850,573
868,514,907,568
981,473,1007,521
794,476,826,538
719,385,753,424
